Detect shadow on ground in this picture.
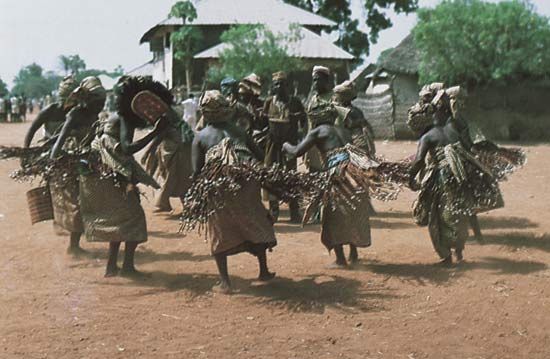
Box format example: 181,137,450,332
478,216,539,230
104,271,395,314
470,231,550,252
360,254,547,285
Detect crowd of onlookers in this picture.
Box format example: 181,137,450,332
0,94,55,123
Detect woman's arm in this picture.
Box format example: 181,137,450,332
119,116,168,155
50,109,78,159
283,128,319,159
408,136,431,189
24,106,53,147
191,134,205,176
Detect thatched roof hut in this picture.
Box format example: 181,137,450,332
377,34,420,76
353,34,421,139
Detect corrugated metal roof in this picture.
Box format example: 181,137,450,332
126,61,155,77
141,0,335,43
194,24,353,60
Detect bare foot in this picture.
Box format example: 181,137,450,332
67,246,87,258
119,268,151,279
455,249,464,262
436,255,453,267
104,266,120,278
212,282,232,294
258,272,276,282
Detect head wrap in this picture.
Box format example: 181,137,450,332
239,73,262,96
419,82,445,103
431,89,451,110
407,102,434,136
333,80,357,104
312,65,331,77
308,102,337,127
445,85,464,118
57,76,78,102
200,90,234,124
65,76,106,110
220,77,238,88
272,71,288,82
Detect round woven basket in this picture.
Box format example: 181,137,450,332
26,186,53,224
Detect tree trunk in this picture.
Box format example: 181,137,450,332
185,63,192,96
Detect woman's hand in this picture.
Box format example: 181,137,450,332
153,115,169,133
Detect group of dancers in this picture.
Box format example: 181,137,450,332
1,66,524,294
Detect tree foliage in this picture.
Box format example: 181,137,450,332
169,1,203,91
0,78,8,97
414,0,550,87
284,0,418,60
58,54,87,75
207,25,304,86
11,63,61,98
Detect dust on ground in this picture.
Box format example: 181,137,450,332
1,121,549,359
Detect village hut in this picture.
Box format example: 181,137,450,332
132,0,354,94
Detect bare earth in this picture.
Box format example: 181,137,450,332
1,120,549,359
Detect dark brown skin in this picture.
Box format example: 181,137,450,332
192,120,272,293
409,108,461,183
282,123,351,159
449,114,483,242
31,103,88,255
409,107,464,265
312,72,332,96
23,103,66,147
50,101,104,159
263,79,306,223
52,102,167,277
283,122,359,267
192,121,262,175
105,115,167,278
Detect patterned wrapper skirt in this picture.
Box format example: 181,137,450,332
79,174,147,243
49,176,84,234
208,179,276,256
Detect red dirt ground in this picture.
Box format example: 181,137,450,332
1,121,549,359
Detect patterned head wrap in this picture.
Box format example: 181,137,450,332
239,73,262,96
445,86,464,117
57,76,78,102
419,82,445,104
431,89,451,110
200,90,234,124
308,102,337,127
312,65,331,77
65,76,106,110
272,71,287,82
333,80,357,104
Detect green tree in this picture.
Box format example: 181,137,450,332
284,0,418,62
11,63,61,98
169,1,203,93
414,0,550,87
58,54,87,75
0,77,8,97
112,65,125,77
206,24,304,87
